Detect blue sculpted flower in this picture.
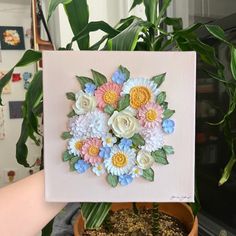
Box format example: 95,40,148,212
84,83,96,95
162,119,175,134
99,146,111,159
74,160,90,173
118,138,132,151
112,70,126,85
119,174,133,186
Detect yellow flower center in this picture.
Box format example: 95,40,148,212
103,90,118,105
97,165,103,171
75,141,83,151
130,86,151,109
145,109,157,122
112,152,128,168
106,138,112,144
88,145,99,156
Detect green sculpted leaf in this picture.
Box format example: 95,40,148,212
151,149,169,165
162,102,168,110
231,47,236,80
62,150,74,162
142,168,154,182
163,145,174,155
118,94,130,111
131,133,145,146
205,25,229,44
76,76,94,90
163,109,175,119
91,69,107,87
118,65,130,82
67,110,76,117
69,156,79,171
104,105,115,115
61,132,73,140
107,174,118,187
151,73,166,87
66,92,76,101
156,91,166,105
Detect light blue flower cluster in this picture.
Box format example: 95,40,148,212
99,146,111,159
118,138,132,151
119,174,133,186
84,82,96,95
74,160,90,173
112,70,126,84
162,119,175,134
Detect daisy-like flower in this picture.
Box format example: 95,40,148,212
95,82,121,110
119,174,133,186
137,102,163,128
130,166,143,178
88,109,110,138
140,126,164,152
104,145,136,176
81,138,102,164
121,78,159,109
67,137,84,156
92,163,105,176
102,133,117,147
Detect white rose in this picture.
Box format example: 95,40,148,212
73,91,96,115
136,150,154,169
108,110,140,138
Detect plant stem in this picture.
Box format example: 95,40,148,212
103,212,112,233
132,202,139,215
151,202,160,236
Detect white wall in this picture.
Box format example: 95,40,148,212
0,2,41,187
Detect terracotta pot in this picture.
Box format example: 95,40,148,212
74,203,198,236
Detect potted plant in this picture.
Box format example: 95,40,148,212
0,0,235,235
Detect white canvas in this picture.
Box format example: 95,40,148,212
43,51,196,202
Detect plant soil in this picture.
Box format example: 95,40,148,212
82,208,188,236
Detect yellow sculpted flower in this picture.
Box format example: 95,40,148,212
121,78,159,109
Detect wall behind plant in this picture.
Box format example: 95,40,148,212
0,2,41,187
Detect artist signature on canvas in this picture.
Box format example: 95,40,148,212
170,195,192,201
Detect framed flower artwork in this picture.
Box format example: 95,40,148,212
43,51,196,202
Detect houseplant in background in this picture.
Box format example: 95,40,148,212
0,0,235,235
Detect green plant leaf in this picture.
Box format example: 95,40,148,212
156,0,172,26
66,92,76,101
151,73,166,87
64,0,89,49
107,174,118,187
162,102,168,110
76,76,94,90
156,91,166,105
104,105,115,115
67,21,119,49
47,0,72,21
61,132,72,140
163,145,174,155
231,47,236,80
0,50,42,106
91,69,107,86
163,109,175,119
142,168,154,181
131,133,145,146
130,0,143,11
62,150,74,161
151,149,168,165
81,203,112,229
143,0,158,25
162,17,183,31
108,19,149,51
205,25,230,45
67,110,76,117
118,94,130,111
118,65,130,81
69,156,79,171
219,157,236,186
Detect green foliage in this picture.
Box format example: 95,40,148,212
107,174,118,187
117,94,130,111
69,156,79,171
61,132,73,140
66,92,76,101
151,73,166,87
118,65,130,81
163,109,175,119
91,69,107,86
156,91,166,105
104,105,115,115
76,76,94,90
151,149,169,165
163,145,174,155
62,150,74,161
131,133,145,147
142,168,154,181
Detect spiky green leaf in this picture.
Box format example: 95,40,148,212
107,174,118,188
142,168,154,181
118,94,130,111
91,69,107,86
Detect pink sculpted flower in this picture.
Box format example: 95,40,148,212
95,82,121,110
81,138,102,164
137,102,163,128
